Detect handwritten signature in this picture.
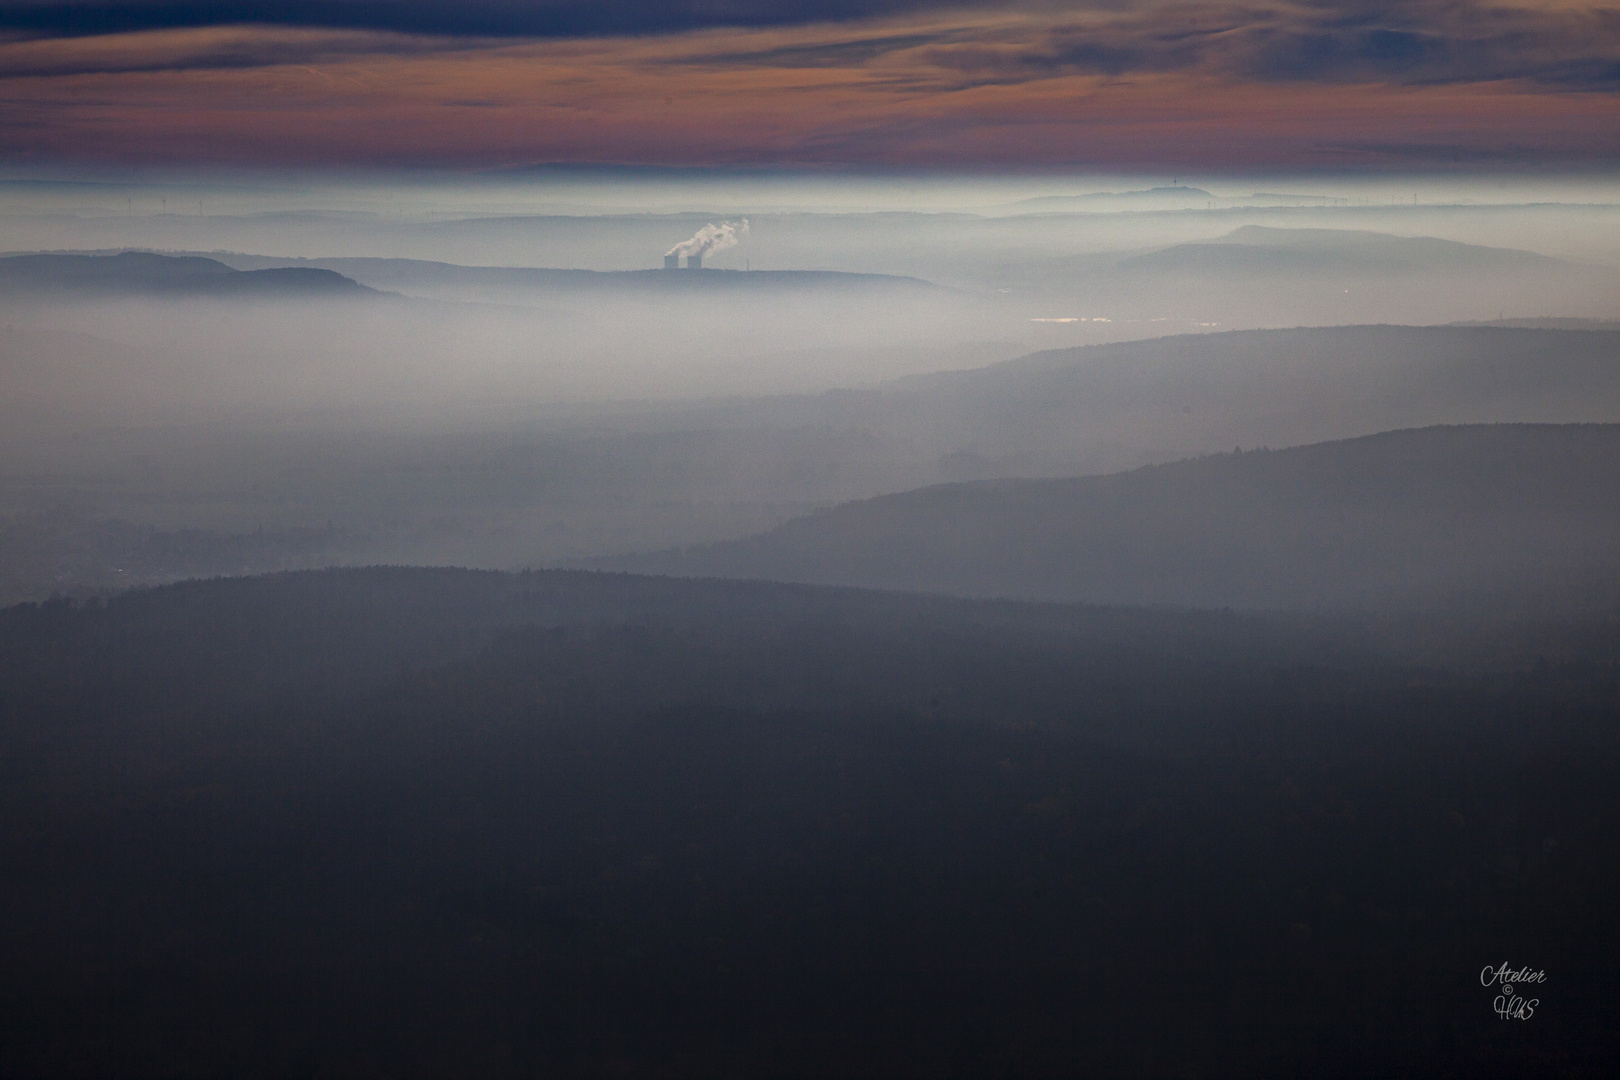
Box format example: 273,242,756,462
1481,962,1544,1020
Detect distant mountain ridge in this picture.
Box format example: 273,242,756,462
1013,186,1216,210
191,255,937,296
0,251,373,297
1118,225,1573,275
596,424,1620,611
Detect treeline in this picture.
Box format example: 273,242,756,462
0,511,371,603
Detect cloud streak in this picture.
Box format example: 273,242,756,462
0,25,465,77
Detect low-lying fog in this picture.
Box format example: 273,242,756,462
4,286,1012,413
3,170,1619,601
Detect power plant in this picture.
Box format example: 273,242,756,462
663,220,747,270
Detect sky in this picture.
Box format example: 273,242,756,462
0,1,1617,170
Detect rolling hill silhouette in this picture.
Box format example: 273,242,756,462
597,424,1620,610
203,254,936,298
1051,225,1616,326
0,251,373,297
674,325,1620,481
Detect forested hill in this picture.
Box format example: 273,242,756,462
598,424,1620,610
1,566,1615,1075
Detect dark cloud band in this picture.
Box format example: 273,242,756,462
0,1,972,38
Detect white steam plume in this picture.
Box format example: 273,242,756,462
667,219,749,259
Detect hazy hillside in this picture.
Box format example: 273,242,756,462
600,424,1620,611
1012,225,1620,327
691,325,1620,478
207,224,1617,331
0,251,372,297
5,326,1620,596
0,255,1006,414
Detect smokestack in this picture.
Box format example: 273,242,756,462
664,253,679,270
665,220,747,270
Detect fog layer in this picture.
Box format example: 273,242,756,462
3,172,1619,602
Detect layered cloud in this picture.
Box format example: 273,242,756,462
692,2,1620,91
0,2,1616,166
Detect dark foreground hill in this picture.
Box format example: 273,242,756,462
602,424,1620,611
1,567,1616,1077
0,251,372,297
